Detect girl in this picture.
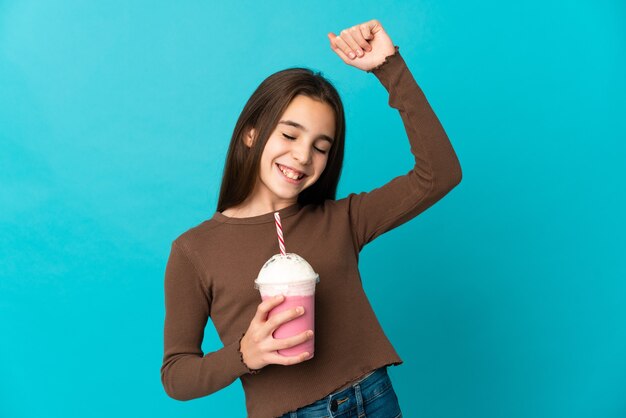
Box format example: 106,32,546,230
161,19,462,418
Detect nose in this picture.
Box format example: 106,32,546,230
291,142,312,166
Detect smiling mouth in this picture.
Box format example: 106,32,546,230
276,163,307,181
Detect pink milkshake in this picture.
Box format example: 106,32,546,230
254,253,319,357
261,294,315,356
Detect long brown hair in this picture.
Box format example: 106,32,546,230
216,67,346,213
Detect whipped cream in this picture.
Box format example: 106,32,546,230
255,253,319,285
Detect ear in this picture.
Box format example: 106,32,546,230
244,127,256,148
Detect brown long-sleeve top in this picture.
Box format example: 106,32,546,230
161,45,462,418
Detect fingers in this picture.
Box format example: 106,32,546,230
329,29,366,60
263,304,305,334
360,19,383,38
358,23,374,44
328,33,352,63
252,294,285,325
328,20,381,60
267,349,312,366
272,329,314,352
340,27,369,58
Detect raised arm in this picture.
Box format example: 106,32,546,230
160,240,249,400
329,20,462,252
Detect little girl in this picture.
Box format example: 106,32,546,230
161,19,462,418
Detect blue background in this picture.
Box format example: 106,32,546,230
1,1,625,417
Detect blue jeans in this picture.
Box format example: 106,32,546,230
277,366,403,418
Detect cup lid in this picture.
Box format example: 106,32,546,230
254,253,319,285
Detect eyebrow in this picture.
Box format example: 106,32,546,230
278,120,335,144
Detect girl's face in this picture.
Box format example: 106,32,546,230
246,95,335,209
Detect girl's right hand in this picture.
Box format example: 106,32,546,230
239,294,314,371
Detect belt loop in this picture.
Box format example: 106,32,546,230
354,383,366,417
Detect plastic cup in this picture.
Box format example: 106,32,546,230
254,254,319,357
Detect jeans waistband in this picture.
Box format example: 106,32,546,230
327,366,388,398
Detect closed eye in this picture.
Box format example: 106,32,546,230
282,133,328,154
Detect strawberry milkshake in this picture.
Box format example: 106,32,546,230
254,253,319,357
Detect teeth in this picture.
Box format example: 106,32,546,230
279,165,304,180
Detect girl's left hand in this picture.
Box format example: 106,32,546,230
327,19,396,72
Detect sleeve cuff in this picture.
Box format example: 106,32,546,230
235,332,261,375
367,45,401,74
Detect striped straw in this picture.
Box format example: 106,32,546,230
274,211,286,256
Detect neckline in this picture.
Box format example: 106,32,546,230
211,202,302,225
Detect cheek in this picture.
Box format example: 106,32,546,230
316,155,329,175
263,138,288,161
